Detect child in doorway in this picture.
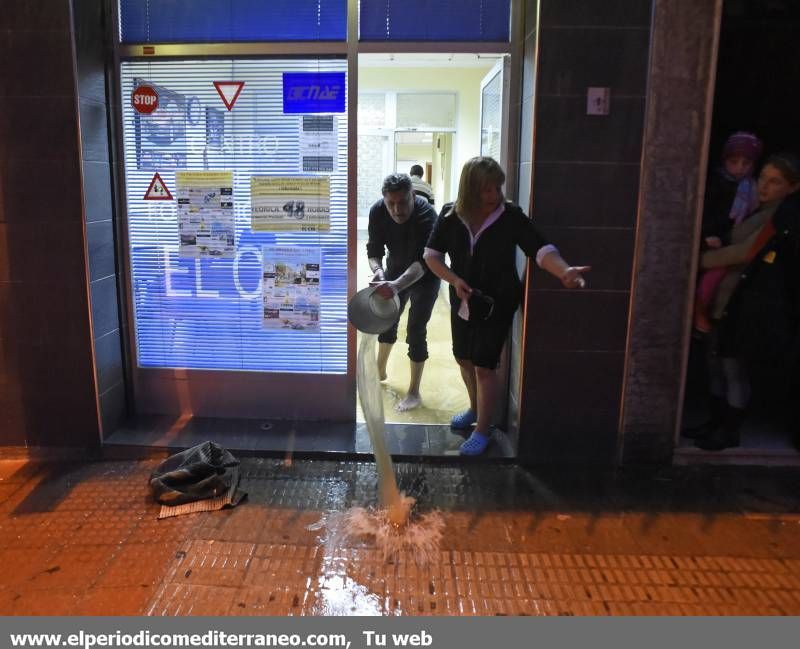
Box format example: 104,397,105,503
694,131,763,333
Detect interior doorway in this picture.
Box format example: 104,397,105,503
679,0,800,460
395,130,453,205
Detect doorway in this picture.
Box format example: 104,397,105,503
679,0,800,460
355,53,510,437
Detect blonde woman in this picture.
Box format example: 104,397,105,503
423,157,590,455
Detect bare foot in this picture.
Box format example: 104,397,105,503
378,368,388,382
395,393,421,412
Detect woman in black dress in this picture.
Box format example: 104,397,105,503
423,157,590,455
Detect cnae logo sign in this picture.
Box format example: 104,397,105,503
282,72,346,114
287,85,341,102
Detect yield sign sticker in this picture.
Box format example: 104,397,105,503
213,81,245,111
143,173,173,200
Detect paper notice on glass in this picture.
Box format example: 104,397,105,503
176,170,235,258
262,246,321,331
300,115,337,173
250,176,330,232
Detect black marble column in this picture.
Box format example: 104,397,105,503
517,0,652,465
0,1,100,447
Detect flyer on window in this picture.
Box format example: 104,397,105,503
250,176,330,232
299,115,338,172
176,170,235,258
262,246,321,331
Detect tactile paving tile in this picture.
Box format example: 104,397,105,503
3,458,800,615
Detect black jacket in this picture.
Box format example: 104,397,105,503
366,196,438,282
426,202,549,317
718,191,800,367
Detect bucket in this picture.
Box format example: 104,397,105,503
347,285,401,334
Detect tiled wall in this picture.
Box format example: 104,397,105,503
0,1,100,446
517,0,652,465
73,0,127,438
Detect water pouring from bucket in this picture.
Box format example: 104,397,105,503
308,268,444,562
348,266,430,527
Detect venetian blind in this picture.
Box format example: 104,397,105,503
120,59,348,373
119,0,347,42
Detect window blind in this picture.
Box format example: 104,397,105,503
119,0,347,43
359,0,511,42
120,59,348,373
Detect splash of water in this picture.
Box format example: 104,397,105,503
313,506,445,565
308,334,445,564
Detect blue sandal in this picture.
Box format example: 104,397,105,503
450,409,477,430
459,431,491,456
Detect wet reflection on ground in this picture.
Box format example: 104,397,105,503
2,458,800,615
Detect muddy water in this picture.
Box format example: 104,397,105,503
357,334,412,526
308,334,444,564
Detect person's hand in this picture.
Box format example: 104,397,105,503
370,268,385,283
453,277,472,302
372,281,397,299
561,266,591,289
704,236,722,249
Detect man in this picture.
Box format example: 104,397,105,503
367,173,440,411
409,164,435,205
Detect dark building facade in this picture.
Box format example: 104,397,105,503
4,0,779,466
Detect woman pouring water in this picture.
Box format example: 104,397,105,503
423,157,590,455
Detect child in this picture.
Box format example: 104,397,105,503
694,131,763,333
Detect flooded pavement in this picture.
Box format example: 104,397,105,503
1,457,800,615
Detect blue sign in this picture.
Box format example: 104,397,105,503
282,72,346,114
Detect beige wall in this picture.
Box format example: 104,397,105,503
396,143,433,163
359,66,492,203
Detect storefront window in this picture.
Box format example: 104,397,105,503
120,59,348,373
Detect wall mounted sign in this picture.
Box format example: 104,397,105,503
143,172,173,200
133,78,187,170
282,72,345,114
131,84,159,114
213,81,245,111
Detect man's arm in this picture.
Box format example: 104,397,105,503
372,261,424,298
391,261,424,291
368,257,385,281
366,203,386,281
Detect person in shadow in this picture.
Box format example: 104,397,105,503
690,153,800,450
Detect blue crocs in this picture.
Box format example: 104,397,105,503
450,409,477,430
459,431,491,456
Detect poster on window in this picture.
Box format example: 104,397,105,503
262,246,321,331
133,79,190,170
250,176,330,232
300,115,337,172
176,171,235,258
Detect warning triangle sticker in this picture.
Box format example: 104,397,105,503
143,172,173,200
213,81,245,111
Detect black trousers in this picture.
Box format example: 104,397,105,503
378,278,440,362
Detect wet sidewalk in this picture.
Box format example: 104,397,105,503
1,456,800,615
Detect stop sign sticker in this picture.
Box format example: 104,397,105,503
131,85,159,114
